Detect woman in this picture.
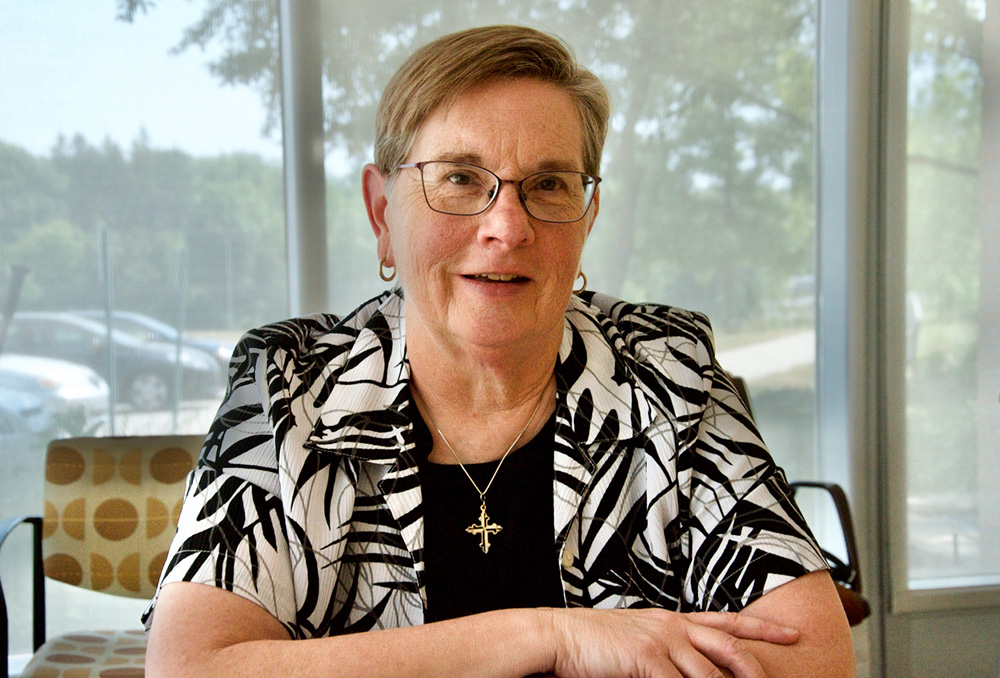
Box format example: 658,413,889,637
145,25,854,677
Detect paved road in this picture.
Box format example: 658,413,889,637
93,399,219,437
716,330,815,380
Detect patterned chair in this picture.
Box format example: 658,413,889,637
0,435,203,678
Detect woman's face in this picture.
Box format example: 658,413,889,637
365,78,598,357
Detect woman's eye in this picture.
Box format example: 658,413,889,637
447,173,473,186
535,176,566,192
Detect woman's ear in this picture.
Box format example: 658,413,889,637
362,163,393,263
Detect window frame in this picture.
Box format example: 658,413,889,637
881,0,1000,614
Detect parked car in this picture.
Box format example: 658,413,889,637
0,388,57,444
0,354,110,426
74,310,235,369
1,312,224,411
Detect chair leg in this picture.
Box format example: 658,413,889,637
29,516,45,652
1,577,8,678
0,515,46,678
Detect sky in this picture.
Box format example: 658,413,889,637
0,1,282,161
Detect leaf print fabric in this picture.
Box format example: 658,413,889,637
143,289,827,637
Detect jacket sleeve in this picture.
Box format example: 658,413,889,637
142,326,298,635
606,299,828,612
672,312,828,611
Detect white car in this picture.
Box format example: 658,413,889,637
0,354,110,425
0,388,56,441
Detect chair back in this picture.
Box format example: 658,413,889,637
41,435,202,599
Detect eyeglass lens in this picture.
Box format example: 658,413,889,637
418,161,596,222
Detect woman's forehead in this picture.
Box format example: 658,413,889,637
408,80,586,172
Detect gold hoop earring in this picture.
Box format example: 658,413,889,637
573,271,588,294
379,255,396,282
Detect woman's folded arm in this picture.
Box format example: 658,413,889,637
146,581,554,678
145,575,848,678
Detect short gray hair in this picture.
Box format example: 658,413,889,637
374,25,610,178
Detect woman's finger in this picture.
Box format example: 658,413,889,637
660,642,746,678
686,610,799,645
680,623,769,678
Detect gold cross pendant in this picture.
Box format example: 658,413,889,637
465,501,502,554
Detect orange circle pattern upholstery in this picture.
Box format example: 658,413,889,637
19,435,203,678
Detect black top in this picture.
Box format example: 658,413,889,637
417,412,565,622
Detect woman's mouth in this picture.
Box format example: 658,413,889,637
467,273,528,283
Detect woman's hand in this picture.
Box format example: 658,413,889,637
149,574,849,678
545,607,799,678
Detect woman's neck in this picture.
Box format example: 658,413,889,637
406,322,560,464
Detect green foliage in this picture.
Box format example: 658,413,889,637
907,321,979,495
902,0,989,500
0,135,287,332
115,0,156,23
7,0,984,338
2,219,97,310
0,142,68,240
156,0,820,327
906,0,985,322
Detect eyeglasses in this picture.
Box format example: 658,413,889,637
397,161,601,223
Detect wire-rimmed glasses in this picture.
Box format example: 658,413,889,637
397,161,601,223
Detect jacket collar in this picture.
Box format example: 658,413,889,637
303,291,657,604
304,291,656,464
304,291,412,464
557,295,656,450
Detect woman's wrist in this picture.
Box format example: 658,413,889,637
543,607,565,673
529,607,566,676
477,607,561,677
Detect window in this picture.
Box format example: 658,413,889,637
0,0,285,659
4,0,902,669
902,0,999,589
140,0,854,603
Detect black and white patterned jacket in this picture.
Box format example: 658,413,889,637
144,289,826,639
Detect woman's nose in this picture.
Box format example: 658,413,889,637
477,181,535,247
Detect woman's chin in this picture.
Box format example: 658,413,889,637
407,286,566,356
466,317,566,359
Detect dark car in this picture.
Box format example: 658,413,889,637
74,310,235,369
2,312,223,411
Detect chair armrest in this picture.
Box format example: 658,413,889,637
835,582,872,627
789,481,871,626
789,481,863,592
0,514,45,678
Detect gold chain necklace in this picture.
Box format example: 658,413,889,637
419,386,547,554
